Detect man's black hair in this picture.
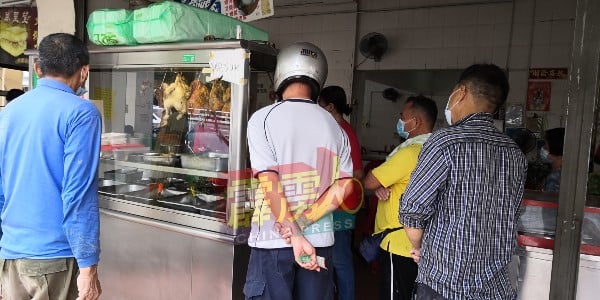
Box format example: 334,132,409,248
38,33,89,78
406,95,438,129
320,86,352,115
458,64,509,110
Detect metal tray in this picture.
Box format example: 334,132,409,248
98,184,147,197
143,153,180,166
180,153,228,172
104,169,143,183
99,179,125,187
156,196,226,218
123,187,188,202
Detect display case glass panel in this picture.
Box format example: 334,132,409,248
79,42,277,238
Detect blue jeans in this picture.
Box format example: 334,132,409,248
243,246,334,300
333,229,355,300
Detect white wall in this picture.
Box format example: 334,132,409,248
251,3,358,101
36,0,76,41
251,0,576,151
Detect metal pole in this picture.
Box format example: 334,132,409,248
549,0,600,299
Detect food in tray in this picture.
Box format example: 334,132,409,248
188,79,210,109
160,73,191,126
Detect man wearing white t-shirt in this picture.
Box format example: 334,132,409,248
243,42,354,300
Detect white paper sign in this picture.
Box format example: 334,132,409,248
206,49,248,84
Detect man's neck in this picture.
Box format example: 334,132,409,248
408,128,431,139
281,82,312,101
43,75,78,92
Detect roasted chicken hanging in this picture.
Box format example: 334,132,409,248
187,79,210,109
222,85,231,112
209,79,225,111
160,73,190,127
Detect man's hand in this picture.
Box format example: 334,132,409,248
76,265,101,300
374,187,390,201
274,222,293,244
291,235,320,272
410,247,421,264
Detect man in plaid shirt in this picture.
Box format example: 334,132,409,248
400,64,527,300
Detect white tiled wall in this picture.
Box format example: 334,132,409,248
356,3,514,71
249,0,576,150
251,12,357,98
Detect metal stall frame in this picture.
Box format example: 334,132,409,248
550,0,600,299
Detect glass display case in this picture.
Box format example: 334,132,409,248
29,41,276,300
89,41,275,237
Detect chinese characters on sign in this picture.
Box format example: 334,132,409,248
528,68,568,80
524,68,567,112
0,7,37,69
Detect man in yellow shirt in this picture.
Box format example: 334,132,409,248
363,95,437,300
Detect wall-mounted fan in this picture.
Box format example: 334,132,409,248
359,32,388,62
382,88,400,102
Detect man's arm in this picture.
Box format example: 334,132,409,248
77,265,102,300
363,172,390,201
61,104,102,299
257,171,320,271
256,171,302,233
62,105,102,267
405,227,424,263
294,177,361,230
363,172,382,190
399,138,448,262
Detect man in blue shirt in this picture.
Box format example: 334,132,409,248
0,33,102,299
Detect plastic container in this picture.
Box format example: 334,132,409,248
180,153,228,172
102,132,128,145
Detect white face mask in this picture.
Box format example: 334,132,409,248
445,89,460,125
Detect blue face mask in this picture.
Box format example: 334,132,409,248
396,118,415,139
75,87,88,97
540,147,551,162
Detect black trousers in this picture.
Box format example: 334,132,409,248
379,250,418,300
414,283,448,300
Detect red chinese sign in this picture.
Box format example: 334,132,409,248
527,81,552,111
528,68,568,80
0,7,38,70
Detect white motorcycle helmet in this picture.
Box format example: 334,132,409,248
273,42,328,102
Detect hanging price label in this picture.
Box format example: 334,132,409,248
203,49,249,84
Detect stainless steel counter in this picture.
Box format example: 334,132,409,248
516,246,600,300
98,207,248,300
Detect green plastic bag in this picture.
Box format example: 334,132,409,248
132,1,268,44
87,9,136,46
